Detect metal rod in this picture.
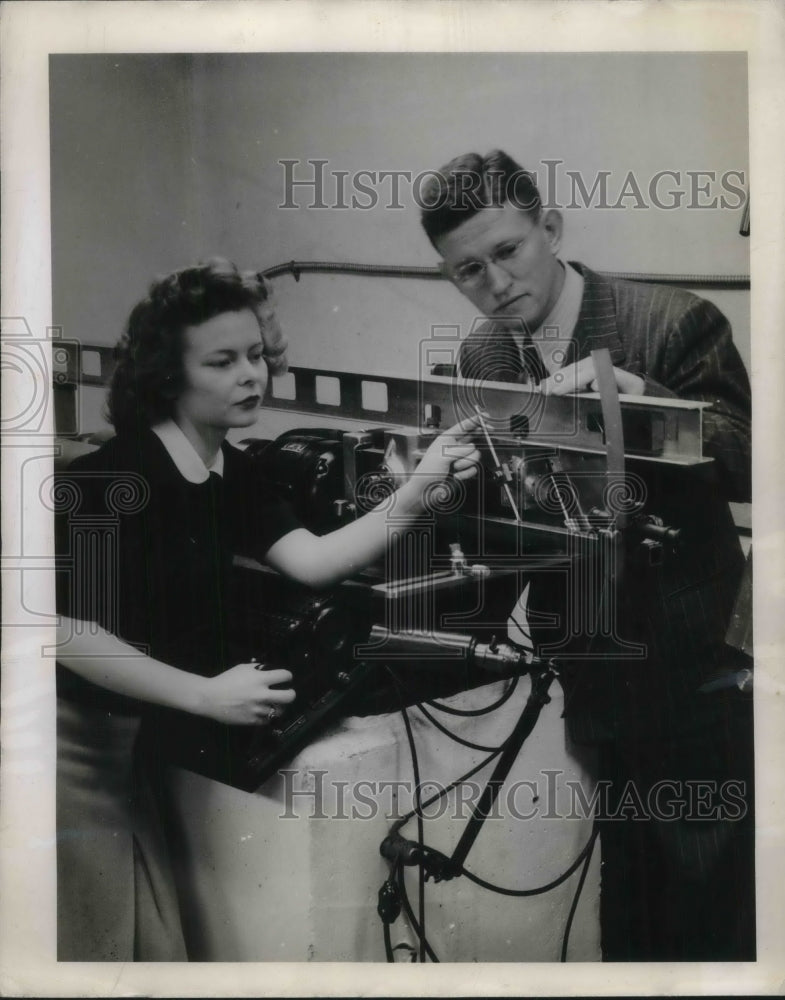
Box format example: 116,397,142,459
258,259,751,291
473,405,523,523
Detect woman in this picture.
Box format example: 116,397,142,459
54,258,481,961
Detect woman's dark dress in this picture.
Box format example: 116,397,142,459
55,429,299,960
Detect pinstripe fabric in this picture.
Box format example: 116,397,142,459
458,260,752,717
460,263,754,958
459,262,751,503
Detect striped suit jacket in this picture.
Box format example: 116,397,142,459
458,262,751,503
458,263,752,740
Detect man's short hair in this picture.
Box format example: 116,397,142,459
420,150,542,248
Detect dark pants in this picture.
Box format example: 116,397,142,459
596,686,755,961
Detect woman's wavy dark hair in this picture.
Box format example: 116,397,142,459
107,258,272,433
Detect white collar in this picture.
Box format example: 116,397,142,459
151,419,224,483
531,260,584,343
510,261,585,375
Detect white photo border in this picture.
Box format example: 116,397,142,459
1,1,783,995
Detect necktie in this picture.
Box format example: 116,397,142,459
519,336,547,385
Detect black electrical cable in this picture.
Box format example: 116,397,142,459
389,688,540,833
392,943,418,962
384,664,507,751
384,665,601,936
509,615,533,641
390,744,505,837
414,701,506,753
383,918,394,963
396,864,441,963
391,661,520,731
387,740,601,902
383,680,605,966
389,667,427,962
380,450,616,948
417,800,425,959
426,673,520,718
560,823,600,962
458,825,597,897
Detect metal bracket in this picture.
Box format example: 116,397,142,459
262,365,709,468
53,343,710,468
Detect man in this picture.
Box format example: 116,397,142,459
420,150,753,961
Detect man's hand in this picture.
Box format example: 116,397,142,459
539,357,645,396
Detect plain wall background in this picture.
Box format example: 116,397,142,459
51,51,749,403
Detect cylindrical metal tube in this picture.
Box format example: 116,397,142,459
368,625,476,660
367,626,527,673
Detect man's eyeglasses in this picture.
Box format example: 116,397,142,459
449,238,527,289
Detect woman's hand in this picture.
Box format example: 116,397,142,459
417,413,484,480
197,663,296,726
404,413,483,510
264,414,484,590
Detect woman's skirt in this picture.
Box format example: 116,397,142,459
56,696,188,961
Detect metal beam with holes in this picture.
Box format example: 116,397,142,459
52,342,709,467
263,366,709,467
